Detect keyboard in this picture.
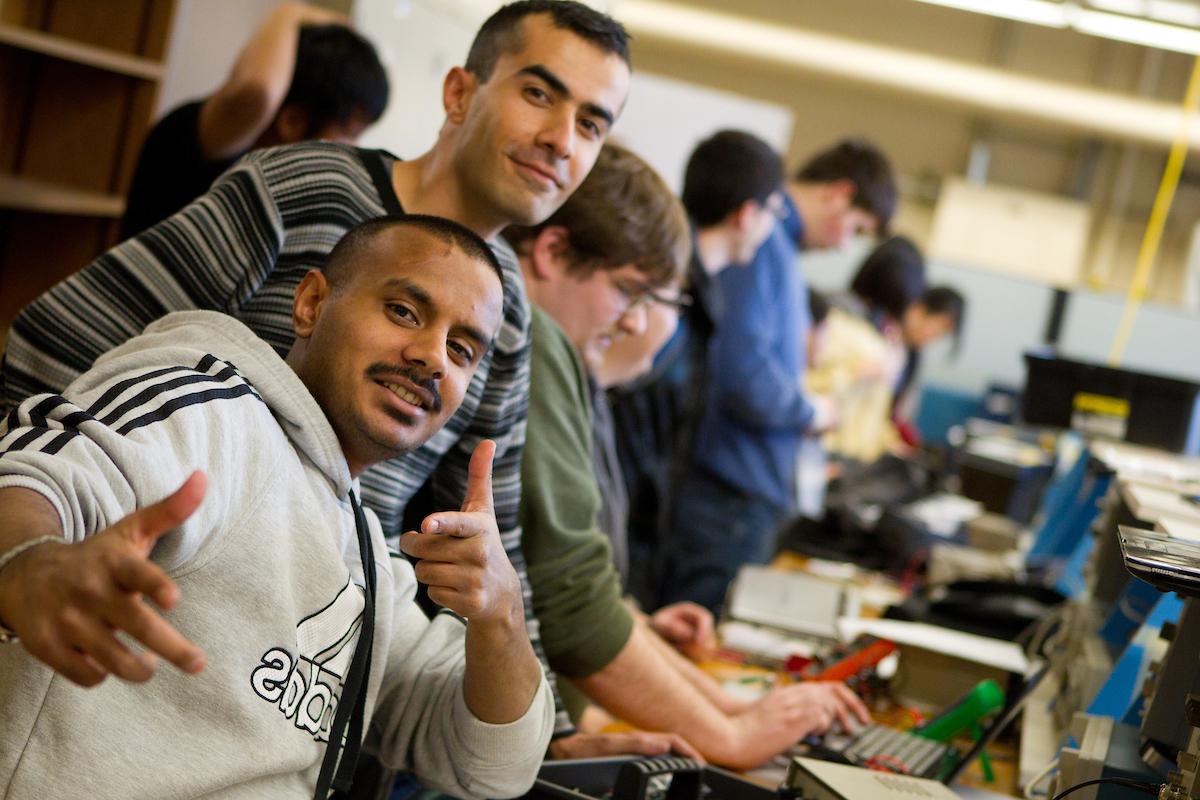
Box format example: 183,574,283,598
841,724,952,779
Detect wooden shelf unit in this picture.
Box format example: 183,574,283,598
0,21,165,80
0,174,125,218
0,0,175,347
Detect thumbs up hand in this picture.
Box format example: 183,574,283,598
399,440,524,628
0,472,208,687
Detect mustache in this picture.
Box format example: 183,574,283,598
366,363,442,412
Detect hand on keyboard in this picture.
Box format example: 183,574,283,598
729,681,871,767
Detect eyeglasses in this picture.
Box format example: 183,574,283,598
612,276,694,312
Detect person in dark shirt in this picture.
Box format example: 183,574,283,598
120,2,388,239
658,138,898,615
609,130,785,613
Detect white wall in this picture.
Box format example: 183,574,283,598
352,0,484,158
156,0,280,118
806,245,1200,398
611,72,794,193
353,0,793,171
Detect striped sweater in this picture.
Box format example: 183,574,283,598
0,142,570,734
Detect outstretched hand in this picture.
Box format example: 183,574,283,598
399,440,523,628
0,472,208,686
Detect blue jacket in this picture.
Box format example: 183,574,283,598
690,195,814,510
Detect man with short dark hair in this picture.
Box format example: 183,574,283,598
507,141,866,768
2,0,633,740
662,137,897,614
0,216,553,799
612,129,787,612
120,2,390,238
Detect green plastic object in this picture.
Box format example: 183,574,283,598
916,679,1006,742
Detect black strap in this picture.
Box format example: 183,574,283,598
358,148,405,215
313,491,377,799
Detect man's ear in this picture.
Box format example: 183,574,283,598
273,104,312,144
443,66,479,125
529,226,572,281
731,198,759,233
293,269,331,339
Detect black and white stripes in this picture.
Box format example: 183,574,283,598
0,141,569,734
0,354,262,459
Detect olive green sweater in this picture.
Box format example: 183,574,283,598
521,308,635,698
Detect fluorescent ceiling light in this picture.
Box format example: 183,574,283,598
1147,0,1200,28
618,0,1200,148
1075,7,1200,53
911,0,1069,27
1087,0,1143,15
917,0,1200,54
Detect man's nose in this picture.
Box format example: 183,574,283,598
536,107,576,162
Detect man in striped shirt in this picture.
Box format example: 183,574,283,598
0,0,632,740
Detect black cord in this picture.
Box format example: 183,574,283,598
1050,776,1160,800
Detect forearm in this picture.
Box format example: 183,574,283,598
202,3,342,157
572,625,742,764
463,613,542,724
641,620,747,715
0,487,64,631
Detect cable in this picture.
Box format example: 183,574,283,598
1023,757,1058,800
1049,777,1160,800
864,754,911,775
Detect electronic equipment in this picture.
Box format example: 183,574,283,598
794,669,1045,785
1118,525,1200,597
725,566,846,639
526,757,774,800
780,757,961,800
838,724,951,779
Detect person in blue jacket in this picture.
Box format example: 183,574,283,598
664,139,898,614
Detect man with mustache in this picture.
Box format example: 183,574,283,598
0,216,553,799
0,0,632,741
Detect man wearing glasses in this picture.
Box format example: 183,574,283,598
504,142,867,767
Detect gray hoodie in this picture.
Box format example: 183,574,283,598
0,311,553,799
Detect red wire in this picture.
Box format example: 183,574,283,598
865,754,911,775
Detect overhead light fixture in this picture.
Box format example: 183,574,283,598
914,0,1200,54
618,0,1200,148
1146,0,1200,28
1087,0,1143,16
911,0,1068,27
1075,7,1200,53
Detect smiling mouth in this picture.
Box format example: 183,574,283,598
512,158,559,188
380,381,427,410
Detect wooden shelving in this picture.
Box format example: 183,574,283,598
0,22,164,80
0,174,124,218
0,0,177,343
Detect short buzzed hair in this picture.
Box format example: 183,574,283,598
503,142,690,287
795,139,897,232
682,130,783,228
465,1,631,82
322,215,503,290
